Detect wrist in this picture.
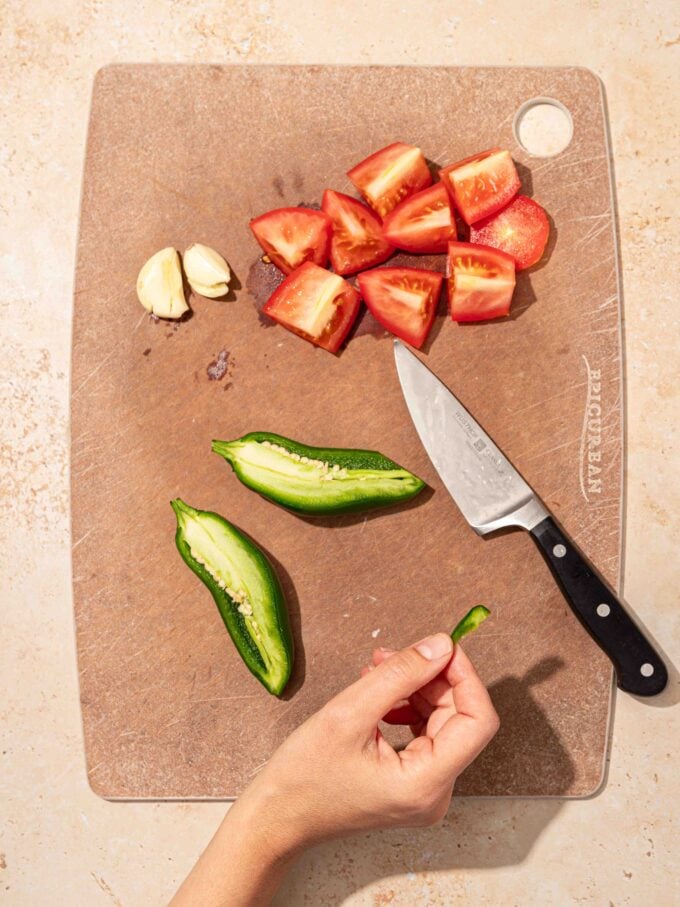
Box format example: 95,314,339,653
172,780,304,907
224,775,309,865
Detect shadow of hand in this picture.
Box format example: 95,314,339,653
274,658,574,906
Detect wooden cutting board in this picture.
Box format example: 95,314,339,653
72,65,621,799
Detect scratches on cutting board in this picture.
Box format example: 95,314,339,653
520,434,582,464
72,526,95,550
71,346,118,398
507,381,587,417
248,758,270,778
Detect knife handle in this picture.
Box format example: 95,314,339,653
530,516,667,696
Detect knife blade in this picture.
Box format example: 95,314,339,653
394,340,667,697
394,339,549,535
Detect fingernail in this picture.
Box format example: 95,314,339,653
415,633,453,660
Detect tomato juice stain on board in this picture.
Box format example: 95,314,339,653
206,349,231,381
246,259,286,324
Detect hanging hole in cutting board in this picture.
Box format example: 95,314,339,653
514,98,574,157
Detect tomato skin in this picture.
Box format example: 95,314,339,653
322,189,393,276
382,183,457,254
381,702,422,725
440,148,521,226
447,241,516,322
469,195,549,270
357,266,442,349
347,142,432,219
250,207,332,275
263,262,362,353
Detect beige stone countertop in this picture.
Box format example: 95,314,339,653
2,2,679,904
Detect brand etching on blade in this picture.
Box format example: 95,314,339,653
580,355,603,502
455,410,506,476
454,409,478,439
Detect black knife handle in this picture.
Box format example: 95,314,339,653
530,516,667,696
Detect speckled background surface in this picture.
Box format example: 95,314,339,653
1,2,679,905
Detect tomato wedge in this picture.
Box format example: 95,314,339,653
447,242,515,322
263,262,361,353
250,207,332,275
469,195,550,270
357,267,442,348
322,189,393,276
382,183,457,254
347,142,432,219
440,148,520,225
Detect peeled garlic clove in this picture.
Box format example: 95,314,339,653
188,281,228,297
183,243,231,298
136,247,189,319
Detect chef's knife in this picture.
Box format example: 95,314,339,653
394,340,667,697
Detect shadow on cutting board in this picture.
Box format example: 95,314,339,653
273,657,573,906
255,544,306,700
454,658,575,797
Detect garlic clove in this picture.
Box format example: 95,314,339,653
136,247,189,319
188,280,229,297
183,243,231,298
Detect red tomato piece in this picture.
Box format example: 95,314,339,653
447,242,516,322
249,207,332,275
382,183,457,254
357,267,442,348
347,142,432,219
381,702,422,725
440,149,521,225
263,261,361,353
322,189,393,276
469,195,550,270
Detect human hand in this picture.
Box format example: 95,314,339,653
242,633,499,848
171,633,499,906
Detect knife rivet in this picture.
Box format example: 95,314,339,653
640,663,654,677
596,603,611,617
553,544,567,558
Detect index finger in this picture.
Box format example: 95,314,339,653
430,644,499,777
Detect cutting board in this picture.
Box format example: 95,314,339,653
72,65,622,798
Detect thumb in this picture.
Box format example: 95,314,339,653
337,634,453,732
